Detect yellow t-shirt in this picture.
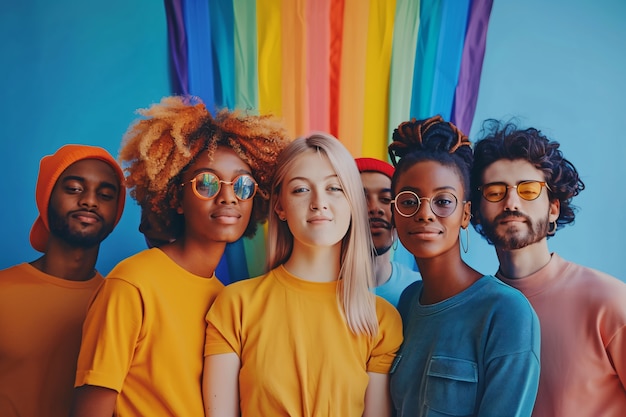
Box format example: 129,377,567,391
205,265,403,417
0,263,103,417
75,248,224,417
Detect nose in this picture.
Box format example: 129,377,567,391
502,186,521,212
216,180,238,205
310,190,328,211
414,197,434,222
366,195,384,216
79,189,98,209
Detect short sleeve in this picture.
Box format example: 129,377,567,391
366,297,403,373
75,278,143,391
204,286,244,357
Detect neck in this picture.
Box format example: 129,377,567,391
283,242,342,282
160,237,226,278
373,250,392,287
416,244,481,305
495,238,552,279
31,242,100,281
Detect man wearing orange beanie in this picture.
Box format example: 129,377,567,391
0,144,126,417
355,157,420,307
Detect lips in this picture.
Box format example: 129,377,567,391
211,208,241,222
408,227,442,238
307,215,332,223
497,213,529,226
369,219,391,230
71,210,101,224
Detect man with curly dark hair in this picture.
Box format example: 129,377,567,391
70,96,290,417
470,120,626,417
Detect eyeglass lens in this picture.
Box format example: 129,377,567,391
394,191,458,218
193,172,257,200
481,181,545,203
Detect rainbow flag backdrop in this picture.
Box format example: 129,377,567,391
164,0,493,284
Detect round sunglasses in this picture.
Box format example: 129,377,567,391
182,172,258,201
479,180,550,203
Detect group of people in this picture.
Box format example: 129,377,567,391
0,96,624,417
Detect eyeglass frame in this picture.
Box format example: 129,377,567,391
478,180,551,203
181,172,258,201
391,190,463,218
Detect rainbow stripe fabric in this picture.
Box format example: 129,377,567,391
165,0,493,284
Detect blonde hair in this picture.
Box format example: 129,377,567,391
119,96,290,242
266,133,378,336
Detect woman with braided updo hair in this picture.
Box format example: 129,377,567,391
387,116,541,417
70,96,290,417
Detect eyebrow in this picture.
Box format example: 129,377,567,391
287,174,339,183
399,185,457,193
364,187,393,193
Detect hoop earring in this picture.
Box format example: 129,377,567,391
460,227,469,254
391,229,398,251
548,221,557,236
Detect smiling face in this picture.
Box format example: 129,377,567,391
274,150,351,251
360,171,394,254
178,146,255,244
477,159,559,251
393,160,471,260
47,159,121,248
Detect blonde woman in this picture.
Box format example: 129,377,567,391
203,133,403,417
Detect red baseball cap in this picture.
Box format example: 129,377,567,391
355,157,395,179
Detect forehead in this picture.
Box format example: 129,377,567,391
286,150,335,179
360,171,391,190
59,159,119,185
188,146,251,175
396,160,463,192
482,159,545,183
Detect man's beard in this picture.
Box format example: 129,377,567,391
481,211,549,250
48,206,113,249
374,244,392,256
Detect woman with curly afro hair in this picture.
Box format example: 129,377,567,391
70,96,290,417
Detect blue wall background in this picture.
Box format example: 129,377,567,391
1,0,624,282
0,0,169,273
463,0,626,282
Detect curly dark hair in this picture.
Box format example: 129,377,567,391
119,96,290,244
388,115,473,199
470,119,585,239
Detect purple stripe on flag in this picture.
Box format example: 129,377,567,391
451,0,494,134
164,0,189,95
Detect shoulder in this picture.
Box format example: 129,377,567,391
375,295,401,319
396,280,423,321
0,263,28,279
215,273,269,302
107,248,165,276
476,276,538,322
105,248,209,288
555,257,626,307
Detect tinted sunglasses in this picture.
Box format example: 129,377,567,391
182,172,258,201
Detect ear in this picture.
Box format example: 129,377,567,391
548,198,560,223
461,200,472,229
274,201,286,221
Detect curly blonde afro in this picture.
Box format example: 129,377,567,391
119,96,290,243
